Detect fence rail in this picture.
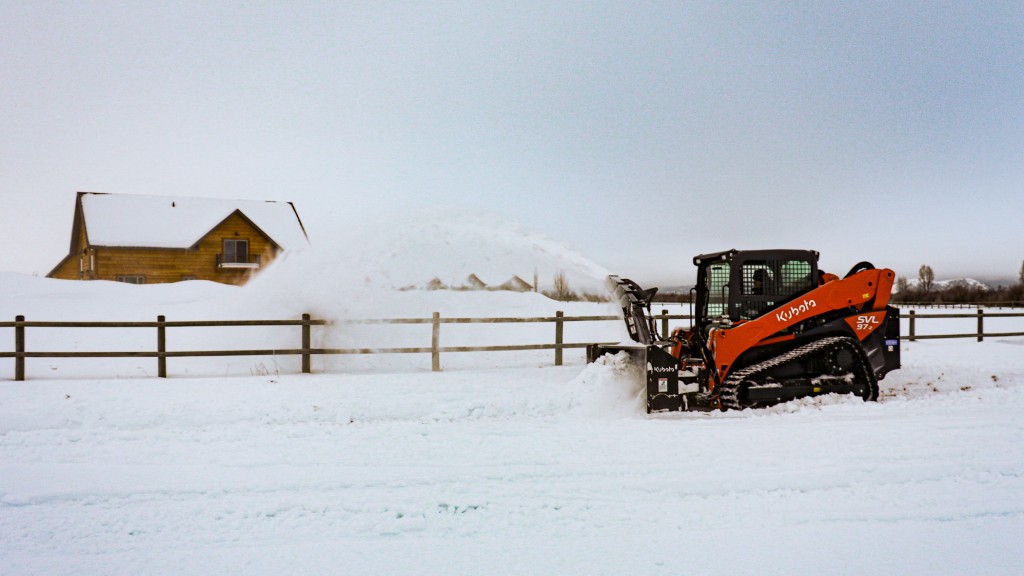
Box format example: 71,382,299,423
903,309,1024,342
895,301,1024,309
1,311,681,381
3,308,1024,380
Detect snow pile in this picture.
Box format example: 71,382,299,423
0,271,238,320
564,350,646,417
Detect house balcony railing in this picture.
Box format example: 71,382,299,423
216,254,261,270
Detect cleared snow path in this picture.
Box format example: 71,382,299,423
2,340,1023,575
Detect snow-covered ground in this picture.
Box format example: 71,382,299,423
2,220,1023,575
2,334,1022,575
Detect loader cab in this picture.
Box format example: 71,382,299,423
694,249,820,331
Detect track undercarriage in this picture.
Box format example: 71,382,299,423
717,335,879,410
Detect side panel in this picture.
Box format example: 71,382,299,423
645,345,684,412
862,306,901,379
708,268,896,385
734,305,901,383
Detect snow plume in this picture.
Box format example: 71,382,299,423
243,206,611,319
222,207,615,375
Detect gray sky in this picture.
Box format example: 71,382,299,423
2,1,1022,286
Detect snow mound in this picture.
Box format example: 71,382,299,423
0,272,237,321
564,351,646,417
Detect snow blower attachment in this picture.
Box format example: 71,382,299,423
587,249,901,413
586,276,696,411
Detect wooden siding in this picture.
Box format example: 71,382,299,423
50,212,280,285
48,220,92,280
49,255,83,280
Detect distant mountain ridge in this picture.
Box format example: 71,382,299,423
904,277,991,291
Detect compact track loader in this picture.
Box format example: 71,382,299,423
588,249,900,412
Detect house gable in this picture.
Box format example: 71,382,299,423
47,192,91,278
195,209,280,252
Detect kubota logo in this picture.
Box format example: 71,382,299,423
775,298,817,323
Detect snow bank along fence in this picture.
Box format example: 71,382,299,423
3,308,1024,381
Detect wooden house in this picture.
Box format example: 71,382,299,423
48,192,309,285
463,274,487,290
496,275,533,292
425,277,447,290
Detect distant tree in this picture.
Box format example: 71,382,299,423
1008,282,1024,304
1019,260,1024,285
895,276,909,294
547,271,577,302
918,265,935,293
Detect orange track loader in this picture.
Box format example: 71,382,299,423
588,249,901,412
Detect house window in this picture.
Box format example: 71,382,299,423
222,239,249,264
115,275,146,285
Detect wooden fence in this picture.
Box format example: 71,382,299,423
903,309,1024,342
0,311,684,381
3,308,1023,380
895,301,1024,309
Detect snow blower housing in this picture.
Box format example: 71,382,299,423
587,249,901,412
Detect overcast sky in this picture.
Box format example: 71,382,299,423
2,1,1021,286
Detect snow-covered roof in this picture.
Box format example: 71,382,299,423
80,193,309,250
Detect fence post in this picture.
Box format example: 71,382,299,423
301,313,311,373
662,309,669,338
15,315,24,381
555,311,564,366
977,308,984,343
431,312,441,372
157,315,167,378
909,310,916,342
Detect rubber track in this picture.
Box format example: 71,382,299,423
717,335,879,411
